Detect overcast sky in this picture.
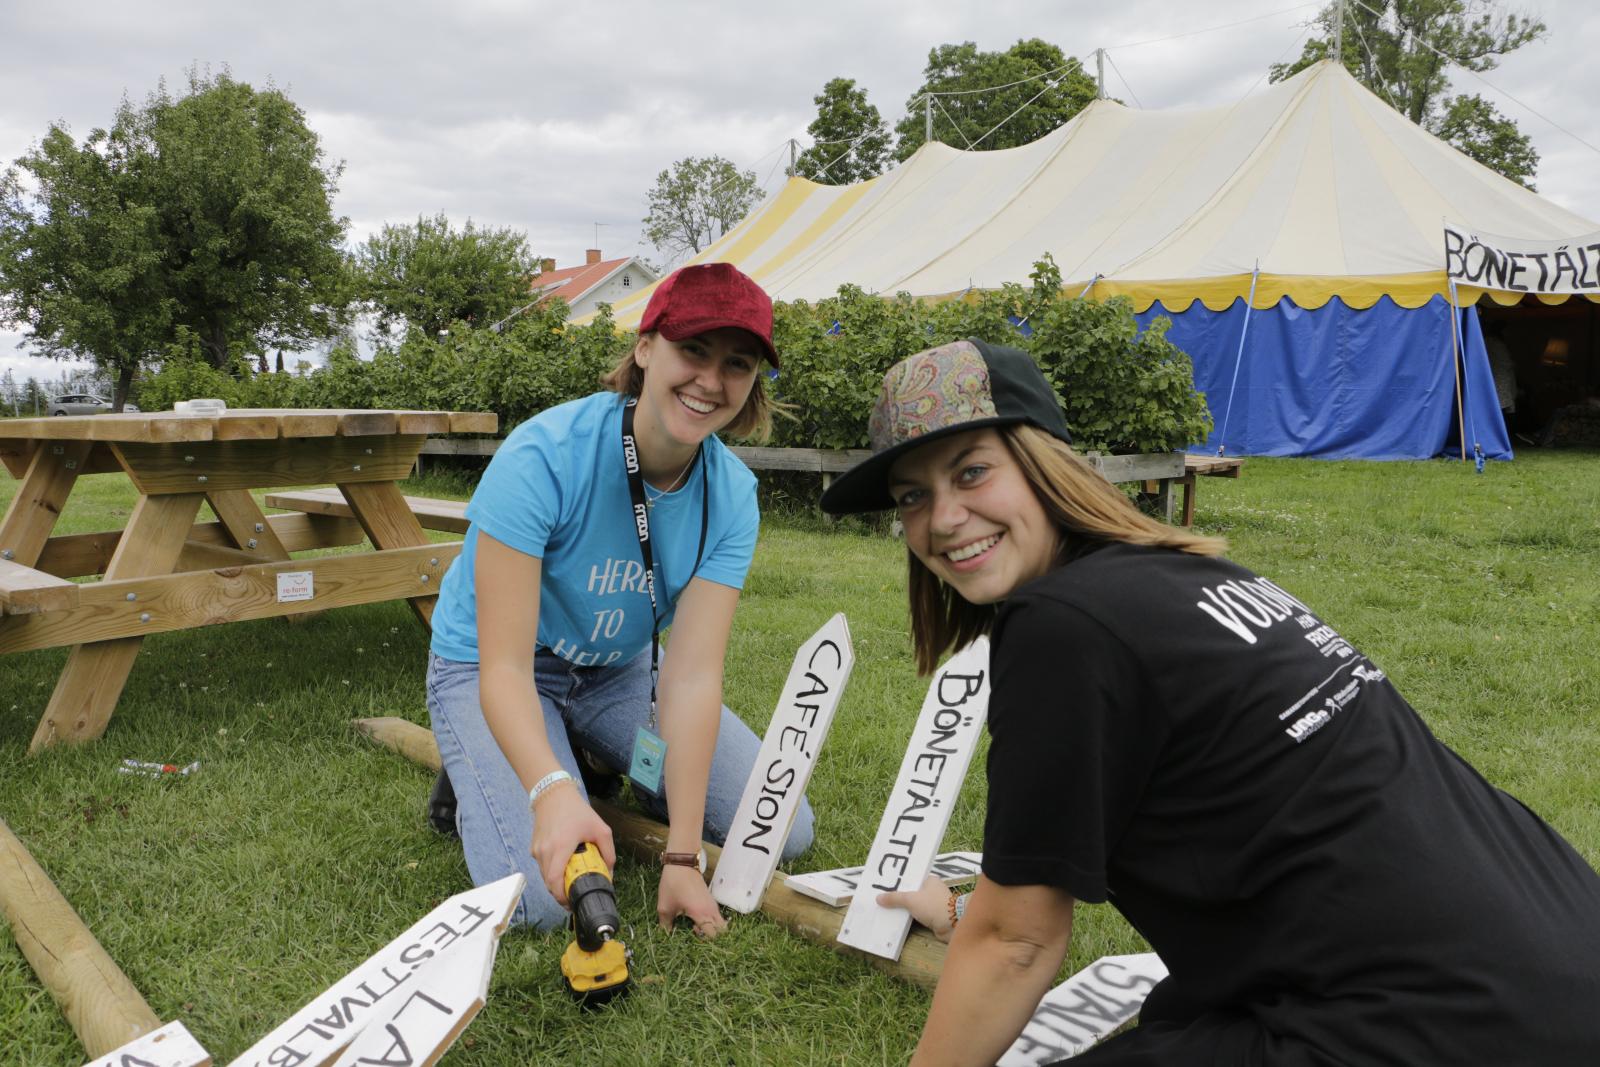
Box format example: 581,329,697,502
4,0,1596,387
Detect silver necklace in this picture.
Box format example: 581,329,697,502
644,451,697,507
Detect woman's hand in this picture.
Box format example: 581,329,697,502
878,875,957,943
656,864,729,938
529,783,616,906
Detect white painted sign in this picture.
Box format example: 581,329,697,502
227,873,523,1067
836,637,990,960
329,934,496,1067
1444,223,1600,294
785,851,982,908
712,613,855,913
998,953,1168,1065
83,1021,211,1067
276,571,314,603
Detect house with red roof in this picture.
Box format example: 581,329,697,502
530,249,659,321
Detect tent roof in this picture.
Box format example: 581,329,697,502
602,61,1596,325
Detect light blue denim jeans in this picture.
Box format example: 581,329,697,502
426,647,815,929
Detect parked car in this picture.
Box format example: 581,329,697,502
47,394,140,415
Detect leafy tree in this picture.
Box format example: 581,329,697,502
0,368,17,415
1433,92,1538,188
0,69,348,407
641,156,764,262
794,78,891,184
353,214,538,340
892,39,1100,161
1270,1,1543,186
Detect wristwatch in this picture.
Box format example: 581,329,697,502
660,849,707,875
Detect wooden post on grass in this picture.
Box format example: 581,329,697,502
353,716,950,989
0,816,162,1058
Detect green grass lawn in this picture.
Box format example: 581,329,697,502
2,451,1598,1065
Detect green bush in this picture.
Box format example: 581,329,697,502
131,259,1211,454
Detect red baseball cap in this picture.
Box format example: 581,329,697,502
640,262,779,367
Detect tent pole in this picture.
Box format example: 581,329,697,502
1334,0,1345,64
925,95,933,144
1447,282,1467,461
1216,262,1261,457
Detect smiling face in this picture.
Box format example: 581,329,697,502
888,427,1063,606
632,327,761,453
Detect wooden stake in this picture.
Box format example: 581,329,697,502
0,816,162,1058
352,717,950,989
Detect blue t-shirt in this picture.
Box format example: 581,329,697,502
430,392,760,665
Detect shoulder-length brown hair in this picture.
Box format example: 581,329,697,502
907,423,1227,674
600,331,776,443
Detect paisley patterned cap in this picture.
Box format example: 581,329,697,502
821,338,1071,515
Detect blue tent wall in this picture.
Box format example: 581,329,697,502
1133,295,1511,460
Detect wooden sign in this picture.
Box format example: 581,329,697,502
227,873,522,1067
328,934,496,1067
997,953,1168,1065
83,1021,211,1067
785,851,982,908
712,613,855,913
836,637,990,960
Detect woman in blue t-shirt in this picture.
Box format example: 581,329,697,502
427,263,813,934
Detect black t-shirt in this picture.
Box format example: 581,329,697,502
984,543,1600,1064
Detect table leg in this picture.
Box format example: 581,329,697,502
1,441,91,567
337,481,437,628
29,493,204,754
1180,473,1198,527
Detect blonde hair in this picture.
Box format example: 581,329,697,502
907,423,1227,674
601,331,775,443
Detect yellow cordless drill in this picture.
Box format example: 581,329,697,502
560,842,631,1006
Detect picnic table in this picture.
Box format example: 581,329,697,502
0,408,495,754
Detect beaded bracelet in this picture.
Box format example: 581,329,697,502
528,769,574,811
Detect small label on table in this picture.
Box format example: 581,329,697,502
277,571,314,603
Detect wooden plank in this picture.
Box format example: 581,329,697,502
0,439,35,479
838,637,992,961
110,436,423,494
83,1021,212,1067
418,437,499,457
0,543,459,654
205,490,291,561
29,493,204,752
265,488,469,535
786,851,982,908
0,439,91,567
275,410,341,437
337,481,438,627
998,954,1168,1066
394,411,451,435
0,559,80,615
1184,455,1244,477
0,815,164,1057
446,411,498,434
327,936,494,1067
336,410,399,436
712,613,855,914
174,540,260,572
350,716,951,990
0,414,215,444
211,413,282,441
1086,451,1184,482
35,513,365,580
227,874,521,1067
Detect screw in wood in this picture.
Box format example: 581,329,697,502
139,613,151,623
246,539,258,549
125,593,137,602
197,475,208,483
353,464,362,472
419,574,431,583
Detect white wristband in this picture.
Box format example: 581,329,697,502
528,770,574,811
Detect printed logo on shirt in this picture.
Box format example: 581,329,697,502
1194,574,1388,747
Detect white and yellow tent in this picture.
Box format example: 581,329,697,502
603,61,1598,458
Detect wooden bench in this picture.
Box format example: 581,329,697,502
1173,454,1244,526
265,487,469,535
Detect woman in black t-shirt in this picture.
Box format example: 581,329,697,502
820,338,1600,1067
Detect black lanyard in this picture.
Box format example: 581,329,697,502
620,397,708,729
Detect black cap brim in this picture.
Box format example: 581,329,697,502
818,415,1028,515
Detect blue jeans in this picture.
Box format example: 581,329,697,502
426,648,815,929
